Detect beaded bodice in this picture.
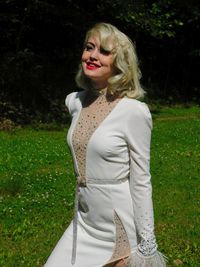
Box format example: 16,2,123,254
72,90,120,186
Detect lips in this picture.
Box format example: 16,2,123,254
86,61,101,70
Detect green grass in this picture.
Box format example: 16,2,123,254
0,106,200,266
151,106,200,266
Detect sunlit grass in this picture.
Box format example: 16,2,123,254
0,129,75,266
0,106,200,266
151,114,200,266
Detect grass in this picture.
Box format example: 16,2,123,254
0,105,200,266
151,106,200,266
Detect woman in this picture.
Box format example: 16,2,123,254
45,23,167,267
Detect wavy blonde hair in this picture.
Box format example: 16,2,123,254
75,22,145,99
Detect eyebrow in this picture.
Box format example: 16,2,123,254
86,42,95,47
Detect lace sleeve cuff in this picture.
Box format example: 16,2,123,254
137,236,157,256
129,249,167,267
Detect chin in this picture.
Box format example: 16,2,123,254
84,71,100,80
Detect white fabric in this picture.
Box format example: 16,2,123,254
44,91,166,267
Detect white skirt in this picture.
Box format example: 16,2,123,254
45,181,137,266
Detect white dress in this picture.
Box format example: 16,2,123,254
44,90,166,267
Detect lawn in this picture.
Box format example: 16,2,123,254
0,106,200,266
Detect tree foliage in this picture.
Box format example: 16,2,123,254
0,0,199,124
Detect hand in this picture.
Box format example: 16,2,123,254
104,256,129,267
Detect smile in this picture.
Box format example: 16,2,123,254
86,62,101,70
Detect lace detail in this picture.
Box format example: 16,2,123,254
72,91,120,186
134,207,157,257
138,235,157,257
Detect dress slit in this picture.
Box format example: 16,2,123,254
104,211,131,267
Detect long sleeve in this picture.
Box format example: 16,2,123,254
125,101,167,266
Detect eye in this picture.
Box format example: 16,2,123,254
84,44,94,51
100,47,111,56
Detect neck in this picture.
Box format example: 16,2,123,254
91,79,108,90
90,83,108,96
96,87,107,95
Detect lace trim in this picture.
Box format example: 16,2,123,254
137,235,157,256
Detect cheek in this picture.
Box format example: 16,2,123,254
105,56,115,69
81,51,88,62
108,61,115,72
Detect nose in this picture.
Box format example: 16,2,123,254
90,48,98,60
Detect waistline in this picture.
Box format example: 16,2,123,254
77,176,129,187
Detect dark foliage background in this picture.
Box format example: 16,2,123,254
0,0,199,124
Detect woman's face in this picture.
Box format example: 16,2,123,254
81,35,115,89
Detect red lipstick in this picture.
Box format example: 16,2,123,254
86,65,98,70
86,62,100,70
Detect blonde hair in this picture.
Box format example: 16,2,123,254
75,22,145,99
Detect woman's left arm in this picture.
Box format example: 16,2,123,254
125,101,167,265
